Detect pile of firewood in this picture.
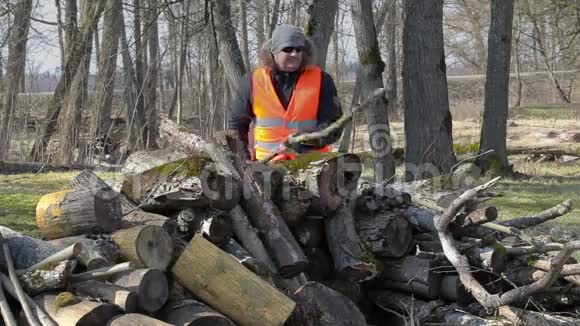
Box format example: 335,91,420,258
0,118,577,326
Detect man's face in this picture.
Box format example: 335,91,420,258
273,46,304,72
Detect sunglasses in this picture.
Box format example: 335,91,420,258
281,46,305,53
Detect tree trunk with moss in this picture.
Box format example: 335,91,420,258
305,0,338,70
477,0,514,174
350,0,395,183
0,0,33,160
402,0,456,180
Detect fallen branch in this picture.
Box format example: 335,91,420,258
0,276,17,326
498,305,580,326
500,200,573,229
0,273,57,326
71,262,135,282
436,177,580,308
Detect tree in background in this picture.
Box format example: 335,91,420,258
402,0,456,180
477,0,515,174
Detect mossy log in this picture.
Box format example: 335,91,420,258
325,205,377,282
121,148,190,175
171,235,296,326
110,269,168,314
69,170,177,234
158,299,235,326
36,188,122,240
355,211,414,258
71,280,138,313
33,293,120,326
379,255,442,300
111,225,173,271
107,314,172,326
20,261,73,295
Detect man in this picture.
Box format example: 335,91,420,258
229,24,343,161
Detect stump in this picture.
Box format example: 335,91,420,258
110,269,168,314
111,225,173,271
36,188,122,240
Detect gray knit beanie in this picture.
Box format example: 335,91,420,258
270,24,306,53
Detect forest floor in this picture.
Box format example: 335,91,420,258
0,103,578,238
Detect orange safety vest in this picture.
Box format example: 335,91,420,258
252,65,329,161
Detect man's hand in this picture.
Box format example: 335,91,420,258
286,131,327,153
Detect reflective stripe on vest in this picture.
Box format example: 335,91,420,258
252,65,328,160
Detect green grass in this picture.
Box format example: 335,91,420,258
510,103,578,120
0,171,121,237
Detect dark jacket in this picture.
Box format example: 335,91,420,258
228,39,343,159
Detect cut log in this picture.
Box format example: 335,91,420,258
0,273,57,326
48,236,118,270
292,154,363,215
292,219,325,249
159,299,235,326
440,275,472,304
71,280,138,313
217,131,307,277
272,175,312,226
229,205,277,274
171,208,233,246
355,183,412,214
325,205,377,282
121,148,189,175
498,305,580,326
33,293,120,326
121,210,177,235
110,268,168,314
71,262,135,282
111,225,173,271
379,255,442,300
107,314,172,326
17,242,82,274
455,206,498,228
69,170,177,234
20,260,73,295
0,226,58,271
402,206,438,233
370,290,488,325
355,211,414,258
292,282,366,326
304,248,333,282
36,188,122,240
223,239,271,278
171,235,296,326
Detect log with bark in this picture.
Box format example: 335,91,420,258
19,260,73,295
325,205,377,282
0,226,59,271
69,170,178,234
171,235,296,326
121,148,189,175
498,305,580,326
35,188,122,240
110,268,168,314
222,239,272,279
71,280,138,313
173,208,233,246
111,225,173,271
0,273,56,326
355,211,414,258
272,174,312,226
158,299,236,326
48,236,118,270
70,262,135,282
33,293,120,326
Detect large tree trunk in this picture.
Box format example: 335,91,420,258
29,1,105,162
385,0,398,118
305,0,338,70
133,0,147,149
0,0,33,160
91,0,122,150
210,0,247,91
350,0,395,183
239,0,250,71
477,0,515,174
402,0,456,180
